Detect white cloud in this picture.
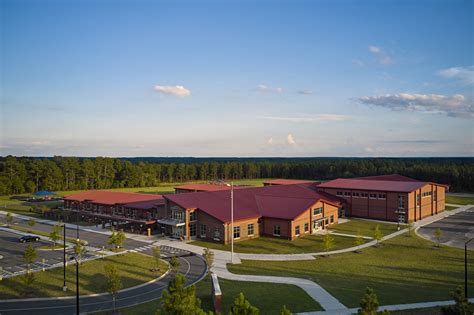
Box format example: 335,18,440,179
267,137,273,145
153,85,191,97
368,45,393,65
287,134,296,145
296,90,313,95
369,46,381,53
358,93,473,119
256,84,283,93
438,66,474,85
260,114,349,122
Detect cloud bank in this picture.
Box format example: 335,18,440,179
438,66,474,85
358,93,473,119
260,114,348,122
256,84,283,93
153,85,191,97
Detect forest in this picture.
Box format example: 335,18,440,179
0,156,473,195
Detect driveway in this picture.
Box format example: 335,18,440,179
417,207,474,249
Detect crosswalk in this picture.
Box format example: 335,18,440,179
129,244,190,258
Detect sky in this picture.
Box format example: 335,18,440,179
1,0,473,157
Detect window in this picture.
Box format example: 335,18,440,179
369,193,377,199
325,218,329,225
304,223,309,232
247,224,254,236
336,191,343,196
422,191,433,198
398,195,405,210
378,193,386,199
200,224,207,238
213,228,221,241
189,211,197,221
273,225,281,236
189,223,196,237
313,207,323,215
352,192,360,197
344,191,351,197
233,226,240,239
361,192,368,198
295,225,300,236
330,215,334,223
416,194,421,206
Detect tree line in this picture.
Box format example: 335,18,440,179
0,156,473,195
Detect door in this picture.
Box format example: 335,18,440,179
172,226,184,239
313,220,323,232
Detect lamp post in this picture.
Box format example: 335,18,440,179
465,238,473,298
63,224,67,292
70,256,79,315
230,182,234,264
76,209,80,242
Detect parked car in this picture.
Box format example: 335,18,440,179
19,235,40,243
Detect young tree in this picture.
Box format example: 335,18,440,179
202,248,214,273
407,223,414,237
354,230,365,253
280,305,292,315
434,228,443,248
27,218,36,232
229,292,259,315
74,239,86,263
358,287,382,315
20,272,36,296
108,229,117,249
170,256,181,273
157,273,208,315
23,244,37,272
441,286,472,315
373,225,383,246
104,264,122,313
323,233,335,256
116,229,126,248
152,246,161,272
49,223,62,248
5,212,13,227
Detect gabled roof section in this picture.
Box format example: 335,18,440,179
165,183,343,223
263,179,316,185
317,178,426,193
174,183,232,192
64,191,163,206
354,174,419,182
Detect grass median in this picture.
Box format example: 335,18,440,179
445,195,474,205
0,252,168,299
227,234,474,307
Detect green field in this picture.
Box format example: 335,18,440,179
227,235,474,307
0,252,167,299
328,219,403,237
191,234,358,254
109,275,322,315
446,195,474,205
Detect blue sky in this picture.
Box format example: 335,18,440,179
1,0,473,157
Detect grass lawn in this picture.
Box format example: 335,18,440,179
109,275,322,315
391,305,474,314
446,195,474,205
227,235,474,308
191,234,358,254
445,205,459,211
0,252,167,299
328,219,403,237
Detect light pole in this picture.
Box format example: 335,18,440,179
70,256,80,315
230,182,234,264
465,238,473,298
63,224,67,292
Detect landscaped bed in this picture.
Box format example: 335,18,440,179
227,235,474,307
107,275,322,315
191,234,357,254
0,252,168,299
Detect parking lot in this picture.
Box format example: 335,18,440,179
418,207,474,249
0,230,102,279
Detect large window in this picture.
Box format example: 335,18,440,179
378,193,386,199
213,228,221,241
200,224,207,238
398,195,405,209
369,193,377,199
304,223,309,232
313,207,323,216
273,225,281,236
330,215,334,223
189,211,197,221
295,225,300,236
247,224,254,236
233,226,240,239
189,223,196,237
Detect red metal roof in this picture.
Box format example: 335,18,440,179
174,183,232,192
165,183,342,223
263,179,316,185
64,191,163,206
317,178,427,192
123,199,165,209
354,174,419,182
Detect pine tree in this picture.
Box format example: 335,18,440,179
49,223,62,247
229,292,259,315
170,256,181,273
373,225,383,246
5,212,13,226
358,287,380,315
280,305,292,315
23,244,37,272
441,286,472,315
27,218,36,232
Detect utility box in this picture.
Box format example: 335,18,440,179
211,273,222,314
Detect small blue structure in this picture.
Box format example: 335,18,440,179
32,190,56,197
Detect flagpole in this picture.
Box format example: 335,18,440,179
231,182,234,264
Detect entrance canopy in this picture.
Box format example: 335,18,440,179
157,218,186,227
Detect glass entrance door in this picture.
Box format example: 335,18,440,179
313,219,323,232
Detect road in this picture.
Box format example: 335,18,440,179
0,216,208,314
